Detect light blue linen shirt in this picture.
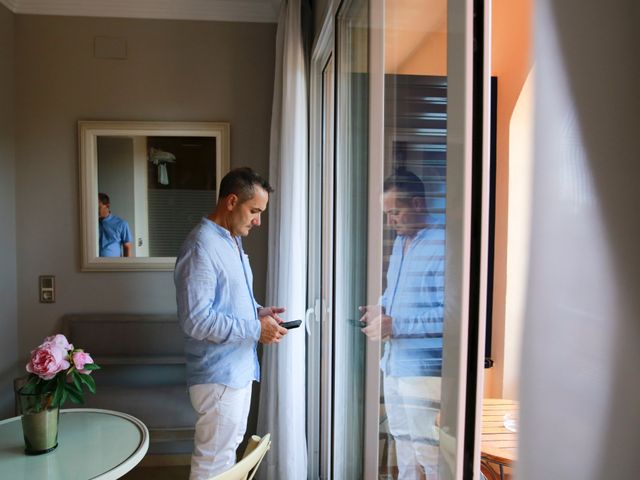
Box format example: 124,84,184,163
381,216,445,377
174,218,261,388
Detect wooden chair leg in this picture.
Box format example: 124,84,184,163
481,459,501,480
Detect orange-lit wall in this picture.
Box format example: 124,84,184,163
384,0,447,75
485,0,533,398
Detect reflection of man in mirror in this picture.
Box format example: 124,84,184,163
360,168,445,480
98,192,133,257
174,167,288,480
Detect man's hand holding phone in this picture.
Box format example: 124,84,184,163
359,305,392,341
258,306,288,344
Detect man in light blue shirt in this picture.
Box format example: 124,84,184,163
360,169,445,480
98,192,133,257
174,167,288,480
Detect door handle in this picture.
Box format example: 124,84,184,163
305,307,314,336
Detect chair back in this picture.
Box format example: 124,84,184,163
210,433,271,480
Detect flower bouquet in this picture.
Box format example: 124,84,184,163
22,333,100,406
18,334,100,454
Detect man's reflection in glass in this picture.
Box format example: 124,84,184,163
360,169,444,480
98,192,133,257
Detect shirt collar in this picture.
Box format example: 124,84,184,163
397,215,440,243
201,217,241,245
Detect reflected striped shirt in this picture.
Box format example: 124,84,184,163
381,217,445,377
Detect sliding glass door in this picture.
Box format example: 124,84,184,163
369,0,488,478
308,0,488,478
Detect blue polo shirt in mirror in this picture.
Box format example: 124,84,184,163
381,217,445,377
174,218,261,388
99,214,132,257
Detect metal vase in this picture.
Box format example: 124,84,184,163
17,390,59,455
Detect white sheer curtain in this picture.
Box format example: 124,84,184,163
519,1,640,479
256,0,307,478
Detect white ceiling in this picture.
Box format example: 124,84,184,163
0,0,281,23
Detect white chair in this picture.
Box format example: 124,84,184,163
209,434,271,480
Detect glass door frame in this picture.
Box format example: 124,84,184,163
333,0,369,477
308,11,335,479
363,0,383,478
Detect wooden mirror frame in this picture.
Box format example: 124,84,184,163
78,120,230,271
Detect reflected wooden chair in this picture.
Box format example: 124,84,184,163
209,434,271,480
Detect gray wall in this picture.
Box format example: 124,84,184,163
13,15,276,357
0,3,18,418
97,136,136,244
96,137,136,251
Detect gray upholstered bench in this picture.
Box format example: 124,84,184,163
61,313,195,461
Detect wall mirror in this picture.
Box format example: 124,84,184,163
79,121,230,271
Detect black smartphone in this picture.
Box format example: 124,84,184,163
281,319,302,329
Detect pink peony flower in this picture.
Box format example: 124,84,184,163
26,343,70,380
71,351,95,374
42,334,74,352
23,334,101,408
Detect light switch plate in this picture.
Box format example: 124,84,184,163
39,275,55,303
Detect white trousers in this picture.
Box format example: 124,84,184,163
384,375,442,480
188,382,253,480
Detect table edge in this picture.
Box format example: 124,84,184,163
65,409,150,480
1,408,149,480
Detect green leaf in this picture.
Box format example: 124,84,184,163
83,363,100,371
52,379,65,408
72,371,83,393
64,380,82,396
42,378,58,395
20,376,38,394
79,373,97,394
66,387,84,404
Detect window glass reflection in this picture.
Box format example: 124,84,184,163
377,9,449,473
369,164,446,479
96,135,217,258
